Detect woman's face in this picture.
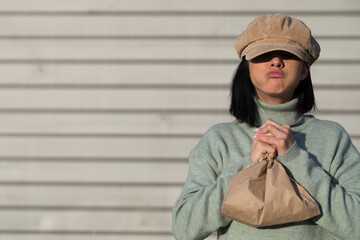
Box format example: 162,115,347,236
248,51,309,104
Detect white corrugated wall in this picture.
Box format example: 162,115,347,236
0,1,359,239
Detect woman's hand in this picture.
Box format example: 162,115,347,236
252,119,294,159
250,133,277,163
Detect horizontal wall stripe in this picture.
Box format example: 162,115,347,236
0,0,358,12
0,206,173,212
0,83,232,90
0,162,189,182
0,108,228,114
0,38,357,60
0,16,357,36
0,40,357,64
0,112,357,135
313,85,360,90
0,64,357,86
0,89,356,110
0,234,176,240
0,230,172,236
0,136,356,158
0,132,357,140
0,211,173,231
0,108,359,115
0,59,241,65
0,35,359,40
0,59,358,65
0,133,202,138
313,110,360,115
0,139,197,158
0,83,358,90
0,10,358,16
0,184,182,207
0,156,188,163
0,182,185,187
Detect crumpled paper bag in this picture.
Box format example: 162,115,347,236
221,154,320,227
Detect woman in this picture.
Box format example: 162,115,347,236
172,14,360,239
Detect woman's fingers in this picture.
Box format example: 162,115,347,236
254,119,294,156
250,138,277,163
256,119,290,138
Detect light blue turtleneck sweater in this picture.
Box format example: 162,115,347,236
172,98,360,240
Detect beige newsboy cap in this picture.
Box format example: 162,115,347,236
235,14,320,65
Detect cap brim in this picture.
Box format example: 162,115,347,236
244,44,310,63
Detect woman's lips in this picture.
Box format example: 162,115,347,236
266,70,285,78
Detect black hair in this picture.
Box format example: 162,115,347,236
229,58,316,127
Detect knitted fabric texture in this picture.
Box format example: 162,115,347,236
173,98,360,240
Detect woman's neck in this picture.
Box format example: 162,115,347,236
255,98,304,127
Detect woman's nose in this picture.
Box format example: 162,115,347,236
270,56,284,68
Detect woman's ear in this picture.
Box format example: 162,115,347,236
300,63,309,80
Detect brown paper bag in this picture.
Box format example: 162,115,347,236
221,155,320,227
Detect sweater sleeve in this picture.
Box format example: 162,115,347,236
172,129,252,240
277,126,360,239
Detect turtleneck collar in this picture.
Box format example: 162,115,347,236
255,98,309,131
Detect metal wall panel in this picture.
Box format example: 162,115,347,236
0,1,358,239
